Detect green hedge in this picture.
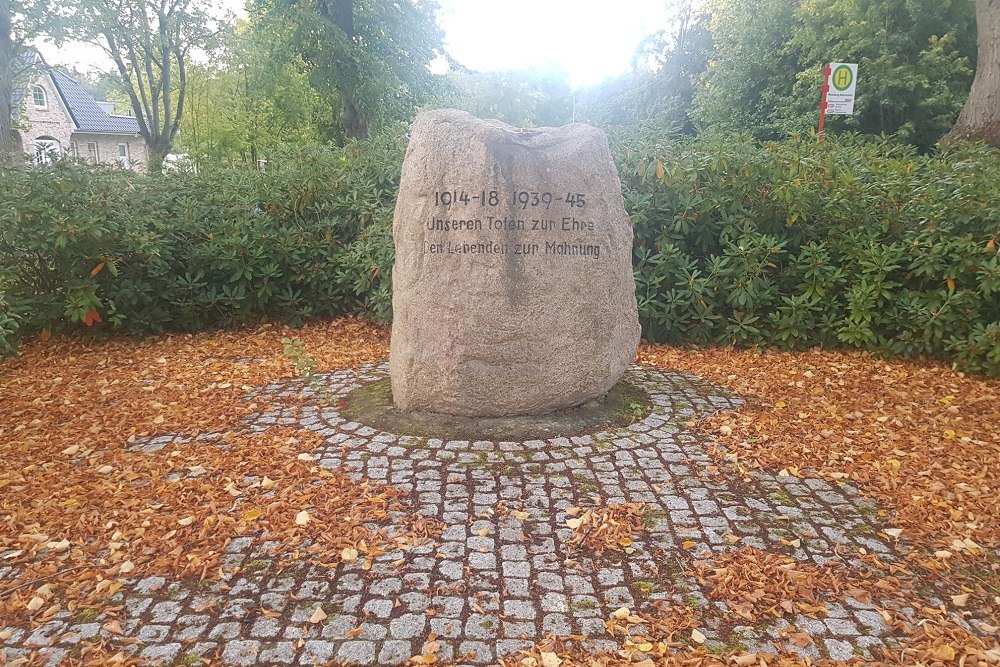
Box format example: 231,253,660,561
0,137,400,351
1,133,998,376
618,132,1000,376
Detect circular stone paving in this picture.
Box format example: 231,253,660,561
4,363,981,666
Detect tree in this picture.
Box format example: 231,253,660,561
578,0,712,133
945,0,1000,147
784,0,975,148
0,0,61,162
178,23,325,165
69,0,219,172
692,0,976,147
446,67,574,128
177,62,242,163
692,0,801,137
255,0,443,141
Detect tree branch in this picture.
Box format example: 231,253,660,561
104,29,153,142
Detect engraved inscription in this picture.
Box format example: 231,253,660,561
422,188,601,260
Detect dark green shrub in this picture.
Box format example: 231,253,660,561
617,131,1000,376
1,131,998,377
0,135,403,347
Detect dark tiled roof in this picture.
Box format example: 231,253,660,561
50,70,141,135
11,50,43,115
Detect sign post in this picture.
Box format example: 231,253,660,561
818,63,831,137
818,62,858,138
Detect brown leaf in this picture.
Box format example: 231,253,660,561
102,620,123,635
539,652,562,667
790,632,813,647
929,645,956,661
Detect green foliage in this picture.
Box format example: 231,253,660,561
445,67,574,128
692,0,976,148
252,0,444,140
281,337,316,376
691,0,800,138
0,132,402,349
281,336,337,398
618,130,1000,376
0,291,20,357
178,23,327,165
2,132,998,378
577,3,712,135
782,0,975,147
63,0,223,171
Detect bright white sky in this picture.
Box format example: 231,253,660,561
34,0,674,88
438,0,673,86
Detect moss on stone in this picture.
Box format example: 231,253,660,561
339,377,652,441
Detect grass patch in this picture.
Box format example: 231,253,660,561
340,377,652,441
635,580,656,596
846,524,875,538
684,594,704,608
768,490,793,505
642,508,668,529
246,559,272,573
76,608,100,623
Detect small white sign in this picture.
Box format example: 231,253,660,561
826,63,858,115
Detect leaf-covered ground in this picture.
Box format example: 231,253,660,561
505,347,1000,667
0,320,433,661
1,322,998,666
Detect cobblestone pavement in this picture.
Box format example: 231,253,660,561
1,364,989,665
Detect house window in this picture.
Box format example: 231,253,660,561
118,142,130,169
32,86,47,109
33,137,61,164
87,142,99,163
70,141,79,158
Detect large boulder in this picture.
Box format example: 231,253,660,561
390,109,639,417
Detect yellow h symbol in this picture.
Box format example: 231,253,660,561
833,66,853,90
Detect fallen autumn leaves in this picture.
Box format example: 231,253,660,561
638,346,1000,610
565,502,647,556
505,347,1000,666
2,322,999,666
631,345,1000,667
0,319,439,631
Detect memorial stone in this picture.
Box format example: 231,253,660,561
390,109,640,417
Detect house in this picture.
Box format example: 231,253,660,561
15,69,148,172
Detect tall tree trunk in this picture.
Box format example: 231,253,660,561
147,144,167,174
324,0,354,36
317,0,370,139
343,97,368,140
0,0,16,163
945,0,1000,147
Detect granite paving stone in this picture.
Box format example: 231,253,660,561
2,363,988,666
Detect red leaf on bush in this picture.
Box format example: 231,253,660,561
83,309,102,327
